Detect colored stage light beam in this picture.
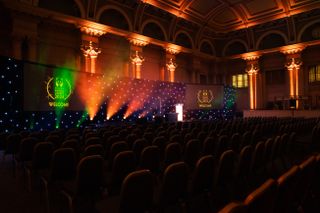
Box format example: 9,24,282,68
76,110,88,128
77,73,109,121
107,78,131,119
53,68,76,128
123,79,153,119
138,110,148,118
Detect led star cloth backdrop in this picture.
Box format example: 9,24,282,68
23,63,186,120
1,57,232,131
184,84,224,110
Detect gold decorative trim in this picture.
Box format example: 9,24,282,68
165,47,180,55
242,54,260,61
128,38,149,47
79,26,106,37
280,44,306,55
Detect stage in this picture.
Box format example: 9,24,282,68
243,110,320,118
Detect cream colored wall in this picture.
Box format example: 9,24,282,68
37,23,80,69
261,53,287,105
176,54,192,83
302,46,320,108
141,45,163,81
98,36,129,77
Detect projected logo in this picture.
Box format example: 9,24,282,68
197,89,213,108
46,77,72,107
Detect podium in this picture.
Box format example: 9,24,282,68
167,113,178,123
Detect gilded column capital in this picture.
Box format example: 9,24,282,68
242,54,260,62
165,47,180,55
128,38,149,47
285,57,302,71
79,26,106,37
280,44,306,55
246,64,259,75
81,41,101,58
166,58,178,72
130,50,144,66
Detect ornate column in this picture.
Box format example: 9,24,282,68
130,50,144,79
243,55,260,110
281,45,305,109
165,47,179,82
128,38,148,79
81,41,101,74
79,26,105,73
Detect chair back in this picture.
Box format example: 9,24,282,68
76,155,104,198
244,179,278,213
119,170,154,213
190,155,215,195
140,145,160,174
160,161,189,206
51,148,76,181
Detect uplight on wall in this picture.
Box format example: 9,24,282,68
175,103,183,121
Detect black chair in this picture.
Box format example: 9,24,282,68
213,150,236,210
140,145,161,175
109,151,136,195
234,145,253,199
188,155,215,213
214,135,229,159
15,137,38,167
202,137,215,156
4,133,21,164
158,161,189,213
83,144,104,157
190,155,215,196
118,170,154,213
184,139,201,169
61,155,104,213
108,141,129,170
250,141,266,188
244,179,278,213
84,137,101,147
45,135,62,149
152,136,167,161
218,201,247,213
132,138,148,163
274,165,300,213
25,142,54,192
163,142,182,171
229,133,241,153
40,148,76,213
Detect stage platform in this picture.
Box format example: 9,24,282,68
243,110,320,118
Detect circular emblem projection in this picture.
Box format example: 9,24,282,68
197,89,213,108
46,77,72,107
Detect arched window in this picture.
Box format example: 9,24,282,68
258,33,286,49
301,23,320,42
225,41,247,56
99,9,130,31
175,33,193,49
142,22,165,41
200,41,214,55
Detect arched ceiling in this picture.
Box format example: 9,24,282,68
142,0,320,32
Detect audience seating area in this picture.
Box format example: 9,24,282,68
0,117,320,213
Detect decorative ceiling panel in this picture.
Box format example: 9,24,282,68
187,0,221,16
211,8,240,24
138,0,320,32
160,0,185,8
244,0,280,16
